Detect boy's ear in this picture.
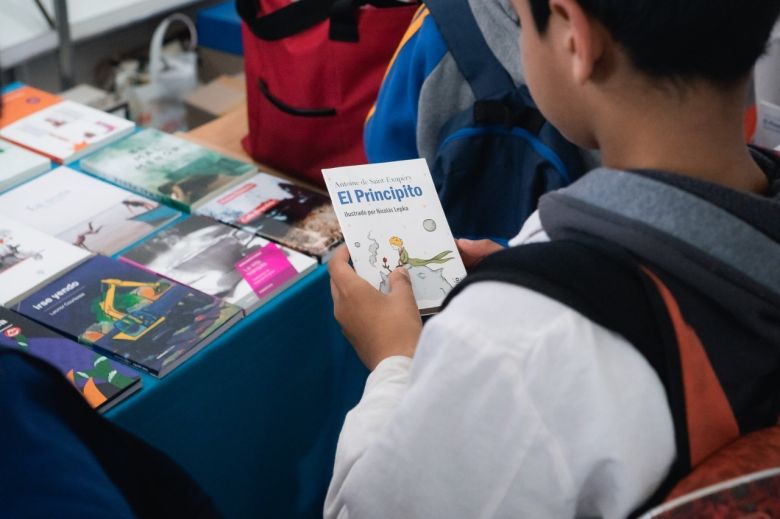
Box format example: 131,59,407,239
549,0,606,84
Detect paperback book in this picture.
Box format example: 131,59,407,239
0,100,135,163
121,215,317,314
322,159,466,314
0,139,50,192
14,255,243,377
197,172,343,260
80,128,257,212
0,217,92,305
0,85,62,127
0,307,141,412
0,167,180,255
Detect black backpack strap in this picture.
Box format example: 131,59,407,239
442,239,690,515
424,0,515,99
237,0,410,42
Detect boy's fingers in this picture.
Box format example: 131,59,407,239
328,246,356,287
388,268,416,303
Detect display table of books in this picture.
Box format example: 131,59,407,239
0,84,367,517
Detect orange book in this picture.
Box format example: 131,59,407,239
0,85,61,128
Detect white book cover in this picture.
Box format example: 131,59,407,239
120,215,317,314
0,139,50,191
0,216,92,305
0,167,181,255
322,159,466,314
0,100,135,163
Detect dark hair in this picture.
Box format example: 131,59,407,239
527,0,780,85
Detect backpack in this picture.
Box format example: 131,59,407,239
423,0,587,241
0,350,220,518
443,236,780,516
236,0,419,187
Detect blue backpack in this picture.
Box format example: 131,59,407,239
425,0,587,241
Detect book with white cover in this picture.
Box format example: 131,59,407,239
0,167,180,255
121,215,317,314
322,159,466,314
0,217,91,305
0,140,50,192
0,100,135,163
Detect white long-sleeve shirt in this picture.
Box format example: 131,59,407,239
325,212,676,519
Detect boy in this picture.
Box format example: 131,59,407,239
326,0,780,517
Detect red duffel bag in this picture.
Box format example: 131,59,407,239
237,0,418,186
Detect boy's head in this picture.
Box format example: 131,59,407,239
511,0,780,149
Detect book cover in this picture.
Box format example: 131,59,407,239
120,215,317,314
0,217,92,305
0,167,181,255
642,468,780,518
197,172,343,260
0,100,135,163
0,139,51,191
0,307,141,412
14,255,243,377
0,85,62,128
80,128,256,212
322,159,466,314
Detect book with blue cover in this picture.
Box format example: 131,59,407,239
0,306,141,412
14,255,242,377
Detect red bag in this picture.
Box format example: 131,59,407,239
237,0,418,186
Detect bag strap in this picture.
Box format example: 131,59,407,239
441,237,690,515
424,0,515,99
236,0,411,42
148,14,198,81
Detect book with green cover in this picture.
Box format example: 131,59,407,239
81,128,257,212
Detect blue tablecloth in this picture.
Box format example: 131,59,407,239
106,265,368,518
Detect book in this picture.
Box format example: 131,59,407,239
0,85,62,128
322,159,466,314
14,255,243,377
0,307,141,412
197,172,343,261
0,217,92,305
0,166,181,255
0,100,135,163
641,468,780,518
120,215,317,314
0,139,51,191
80,128,257,212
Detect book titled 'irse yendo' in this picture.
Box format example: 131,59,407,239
322,159,466,315
14,255,242,377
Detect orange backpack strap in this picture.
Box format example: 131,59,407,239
642,269,740,467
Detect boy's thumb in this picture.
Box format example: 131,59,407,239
389,267,412,292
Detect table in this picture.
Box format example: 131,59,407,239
105,107,368,518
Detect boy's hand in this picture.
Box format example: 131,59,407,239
456,239,505,269
328,246,422,371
